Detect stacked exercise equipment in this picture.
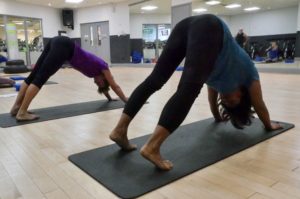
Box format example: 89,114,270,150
3,59,29,74
248,39,296,62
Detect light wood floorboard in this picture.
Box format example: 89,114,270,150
0,66,299,198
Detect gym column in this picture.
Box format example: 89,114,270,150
294,2,300,59
171,0,192,28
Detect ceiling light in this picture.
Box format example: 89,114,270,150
48,2,52,6
12,21,24,25
225,4,241,9
206,1,221,5
193,8,208,13
141,6,158,11
65,0,84,4
244,7,260,11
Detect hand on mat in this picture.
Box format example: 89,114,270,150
266,122,283,131
214,117,226,123
108,98,118,102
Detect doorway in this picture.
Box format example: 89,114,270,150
142,24,171,63
80,21,110,64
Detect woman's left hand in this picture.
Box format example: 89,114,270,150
266,122,283,131
108,98,118,102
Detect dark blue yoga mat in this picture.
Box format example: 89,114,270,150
69,118,294,199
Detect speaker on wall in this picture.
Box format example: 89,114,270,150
62,9,74,29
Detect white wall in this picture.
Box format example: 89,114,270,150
229,7,298,36
130,6,297,39
66,2,130,38
130,14,171,38
218,15,231,27
130,14,230,39
297,2,300,31
0,0,62,37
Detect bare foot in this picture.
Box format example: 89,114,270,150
16,112,39,121
109,127,137,151
10,105,20,116
140,145,173,171
11,106,34,117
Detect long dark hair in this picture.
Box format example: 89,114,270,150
218,87,255,129
97,78,110,94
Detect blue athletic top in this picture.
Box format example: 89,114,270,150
206,20,259,94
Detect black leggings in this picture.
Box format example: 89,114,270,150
124,14,224,133
25,36,74,88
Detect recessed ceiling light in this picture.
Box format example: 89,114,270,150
225,4,241,9
48,2,52,6
244,7,260,11
65,0,84,4
141,6,158,11
206,1,221,5
193,8,208,13
12,21,24,25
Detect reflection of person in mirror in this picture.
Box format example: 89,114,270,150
235,28,248,49
266,41,279,62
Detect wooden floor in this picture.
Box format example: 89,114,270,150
0,65,299,199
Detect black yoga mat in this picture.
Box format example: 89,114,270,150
0,80,57,89
69,118,294,199
0,100,125,128
0,84,13,88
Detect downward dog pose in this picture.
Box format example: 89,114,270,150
110,14,282,170
10,36,127,121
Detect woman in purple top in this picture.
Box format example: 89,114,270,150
10,36,127,121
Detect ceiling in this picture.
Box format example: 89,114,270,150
130,0,300,15
6,0,300,15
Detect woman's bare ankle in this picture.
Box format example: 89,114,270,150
10,105,20,116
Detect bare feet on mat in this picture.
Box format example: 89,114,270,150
140,144,173,171
10,106,20,116
109,127,137,151
16,112,39,121
11,106,35,117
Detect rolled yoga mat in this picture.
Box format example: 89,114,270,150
69,118,294,199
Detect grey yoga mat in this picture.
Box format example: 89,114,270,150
0,99,125,128
69,118,294,199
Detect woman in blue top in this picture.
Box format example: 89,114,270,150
109,14,282,171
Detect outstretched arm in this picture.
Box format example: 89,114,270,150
249,80,281,131
102,70,127,103
207,86,223,122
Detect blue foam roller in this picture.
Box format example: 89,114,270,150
10,76,26,81
176,66,184,71
285,59,294,63
15,82,21,91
